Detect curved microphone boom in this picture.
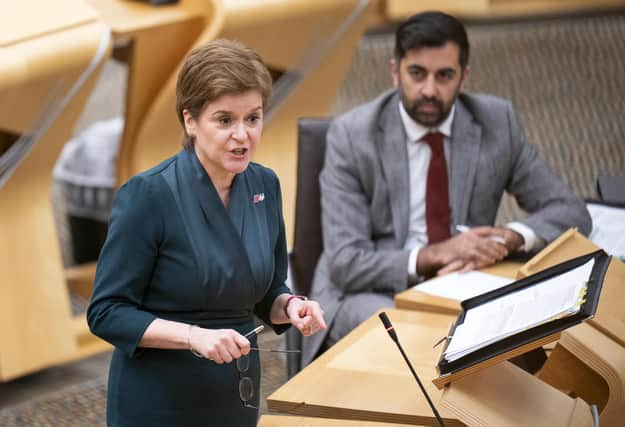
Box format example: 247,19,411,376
378,312,445,427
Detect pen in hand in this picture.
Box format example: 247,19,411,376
244,325,264,338
455,224,506,245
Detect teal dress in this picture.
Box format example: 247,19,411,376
87,148,291,426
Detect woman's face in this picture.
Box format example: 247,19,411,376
183,90,263,185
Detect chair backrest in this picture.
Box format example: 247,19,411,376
286,117,330,378
596,175,625,205
289,117,331,296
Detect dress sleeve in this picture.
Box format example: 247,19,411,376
87,176,161,356
254,169,291,334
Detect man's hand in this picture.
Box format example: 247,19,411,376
417,226,511,277
422,226,525,276
498,227,524,252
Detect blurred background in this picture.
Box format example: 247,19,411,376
1,0,624,425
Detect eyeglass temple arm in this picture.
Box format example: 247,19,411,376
250,347,301,353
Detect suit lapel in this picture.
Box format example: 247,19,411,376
377,95,410,246
449,99,481,226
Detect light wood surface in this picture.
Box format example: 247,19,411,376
87,0,209,34
0,0,100,132
383,0,625,20
394,260,522,315
432,331,561,389
268,308,590,426
514,229,625,426
0,0,111,381
0,1,98,48
86,0,209,199
441,361,593,427
268,309,463,426
258,415,416,426
518,229,625,349
65,261,98,300
539,323,625,427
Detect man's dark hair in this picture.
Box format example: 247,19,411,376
395,11,470,69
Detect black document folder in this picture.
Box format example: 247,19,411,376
433,249,611,388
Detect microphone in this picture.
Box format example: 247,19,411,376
378,312,445,427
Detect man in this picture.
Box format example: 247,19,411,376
301,11,591,366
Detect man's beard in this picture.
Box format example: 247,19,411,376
402,94,452,127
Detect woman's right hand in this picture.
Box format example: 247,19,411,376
188,326,250,364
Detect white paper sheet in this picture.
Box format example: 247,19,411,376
587,202,625,260
443,259,594,362
412,271,513,302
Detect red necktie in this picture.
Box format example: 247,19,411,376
422,132,451,243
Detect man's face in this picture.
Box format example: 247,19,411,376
391,42,469,127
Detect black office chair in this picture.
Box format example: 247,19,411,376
285,117,330,378
596,175,625,205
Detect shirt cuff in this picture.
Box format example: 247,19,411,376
505,222,543,252
408,246,421,284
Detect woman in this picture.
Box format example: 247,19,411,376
87,39,326,426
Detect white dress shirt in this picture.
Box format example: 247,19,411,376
398,102,540,282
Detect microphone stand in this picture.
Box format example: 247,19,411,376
379,312,445,427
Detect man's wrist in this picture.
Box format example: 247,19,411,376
504,222,537,252
502,228,524,252
416,244,443,277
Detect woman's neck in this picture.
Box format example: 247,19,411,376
193,148,235,206
215,183,231,207
208,174,233,206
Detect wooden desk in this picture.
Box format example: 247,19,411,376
539,323,625,427
269,309,461,425
258,415,415,426
394,261,522,315
268,308,593,426
518,229,625,348
440,361,593,427
518,229,625,426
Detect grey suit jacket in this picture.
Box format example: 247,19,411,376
302,90,591,366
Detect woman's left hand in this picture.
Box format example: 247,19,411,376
286,299,327,337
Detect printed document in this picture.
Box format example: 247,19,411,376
587,202,625,260
443,259,594,362
412,271,512,302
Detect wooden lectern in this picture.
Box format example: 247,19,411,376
395,228,625,426
268,308,593,426
259,415,414,427
517,229,625,427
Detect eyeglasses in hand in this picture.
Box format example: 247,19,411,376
236,347,301,409
236,353,257,409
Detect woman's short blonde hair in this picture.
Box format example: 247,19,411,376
175,39,273,148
